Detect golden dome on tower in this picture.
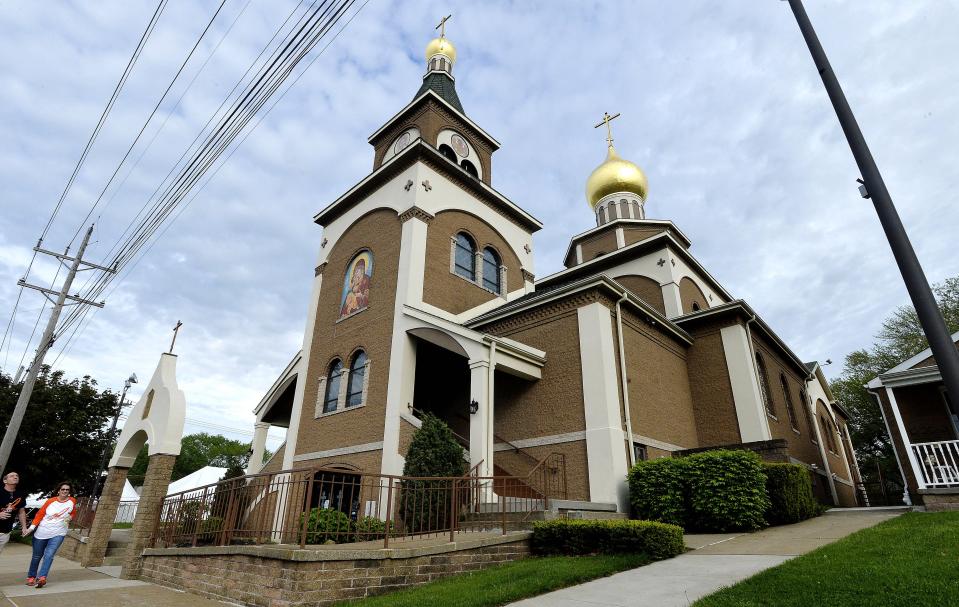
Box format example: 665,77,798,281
425,36,456,64
585,145,648,209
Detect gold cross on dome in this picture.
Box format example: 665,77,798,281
594,112,621,147
435,14,452,38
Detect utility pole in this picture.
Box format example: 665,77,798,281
787,0,959,407
89,373,138,499
0,226,115,473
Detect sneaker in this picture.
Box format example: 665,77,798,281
35,577,46,588
25,577,35,586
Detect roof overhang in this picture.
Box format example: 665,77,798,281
254,351,302,421
674,300,811,378
312,139,542,231
468,274,693,346
562,219,693,266
367,89,500,150
538,231,733,302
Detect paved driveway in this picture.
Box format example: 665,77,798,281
507,507,908,607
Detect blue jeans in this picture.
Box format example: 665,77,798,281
28,534,65,578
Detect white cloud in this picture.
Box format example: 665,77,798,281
1,0,957,447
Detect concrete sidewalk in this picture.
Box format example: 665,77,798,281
507,507,908,607
0,542,221,607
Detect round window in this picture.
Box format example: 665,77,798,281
393,131,412,154
450,134,469,158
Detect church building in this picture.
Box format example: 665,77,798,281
246,24,863,512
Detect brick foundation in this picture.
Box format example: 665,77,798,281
919,489,959,511
139,533,531,607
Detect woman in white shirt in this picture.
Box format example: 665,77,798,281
23,481,76,588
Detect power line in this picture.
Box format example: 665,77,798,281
40,0,168,242
50,0,365,359
67,0,231,248
2,1,166,375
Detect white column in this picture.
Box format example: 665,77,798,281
577,302,629,511
381,213,429,477
886,387,926,490
282,272,323,471
615,227,625,249
469,360,493,477
248,422,270,474
720,324,772,442
661,282,683,318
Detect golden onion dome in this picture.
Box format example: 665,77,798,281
585,145,648,209
425,36,456,64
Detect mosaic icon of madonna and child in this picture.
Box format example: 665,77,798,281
339,251,373,319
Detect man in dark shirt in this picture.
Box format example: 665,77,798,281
0,471,29,553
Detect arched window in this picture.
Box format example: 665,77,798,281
461,159,478,178
755,352,774,417
598,206,608,224
346,350,367,408
482,247,501,294
323,359,343,414
780,374,798,430
439,144,457,163
820,415,837,452
691,302,701,312
800,389,816,443
454,232,476,281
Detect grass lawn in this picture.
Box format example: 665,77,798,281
335,553,651,607
694,511,959,606
112,522,134,529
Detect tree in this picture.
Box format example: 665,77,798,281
127,432,261,486
832,276,959,504
0,366,119,495
400,413,467,533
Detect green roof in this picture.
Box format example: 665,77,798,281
415,72,464,113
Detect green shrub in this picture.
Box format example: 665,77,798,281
354,516,394,541
685,450,769,532
532,519,684,560
627,457,689,526
400,413,466,533
299,507,353,544
764,463,820,525
198,516,224,542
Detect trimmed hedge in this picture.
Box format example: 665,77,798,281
685,450,769,532
531,519,685,560
764,463,820,525
627,457,689,527
627,450,814,533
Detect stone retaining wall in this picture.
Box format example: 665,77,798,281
59,530,88,562
139,533,531,607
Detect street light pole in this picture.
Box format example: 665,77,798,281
89,373,137,498
786,0,959,408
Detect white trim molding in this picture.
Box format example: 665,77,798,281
293,441,384,462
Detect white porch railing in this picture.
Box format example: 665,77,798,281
911,440,959,488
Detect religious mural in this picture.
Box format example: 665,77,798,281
339,250,373,319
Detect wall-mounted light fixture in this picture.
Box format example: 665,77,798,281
469,400,479,414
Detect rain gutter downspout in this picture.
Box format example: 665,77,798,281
616,291,636,468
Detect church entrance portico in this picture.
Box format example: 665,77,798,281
410,334,471,446
396,311,545,479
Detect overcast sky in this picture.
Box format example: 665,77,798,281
2,1,957,451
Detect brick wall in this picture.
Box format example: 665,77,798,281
140,534,531,607
675,439,790,462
